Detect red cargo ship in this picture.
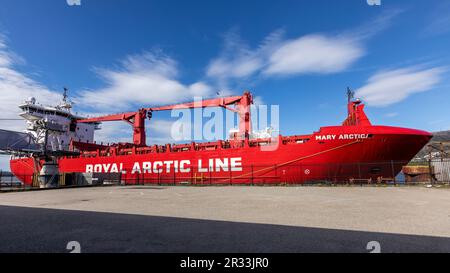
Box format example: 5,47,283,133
9,90,432,185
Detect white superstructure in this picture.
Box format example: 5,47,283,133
18,92,99,151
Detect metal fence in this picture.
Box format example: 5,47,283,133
0,171,32,191
116,159,450,186
430,158,450,182
3,159,450,190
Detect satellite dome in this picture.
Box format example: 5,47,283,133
27,97,36,104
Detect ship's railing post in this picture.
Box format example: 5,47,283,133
299,164,303,186
390,160,396,185
173,169,176,186
274,164,278,183
359,165,363,186
358,162,361,180
428,158,433,185
326,163,331,185
251,164,254,186
446,159,450,184
209,166,212,185
446,159,450,183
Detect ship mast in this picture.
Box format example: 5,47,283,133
58,87,73,111
347,87,354,104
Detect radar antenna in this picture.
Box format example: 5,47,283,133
347,87,355,103
58,87,73,111
63,87,69,103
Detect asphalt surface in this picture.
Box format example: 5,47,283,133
0,185,449,252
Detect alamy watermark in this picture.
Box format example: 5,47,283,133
366,241,381,253
66,241,81,253
67,0,81,6
367,0,381,6
167,97,280,151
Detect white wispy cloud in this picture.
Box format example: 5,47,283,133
206,29,363,87
147,119,189,144
0,156,9,171
206,10,400,84
0,35,61,132
385,112,398,118
77,52,213,111
0,35,64,171
93,122,132,144
356,66,446,107
264,34,363,76
206,29,283,81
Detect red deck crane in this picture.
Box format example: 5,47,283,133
77,91,253,146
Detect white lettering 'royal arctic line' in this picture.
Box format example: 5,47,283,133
85,157,243,174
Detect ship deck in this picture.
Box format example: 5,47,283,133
0,185,449,252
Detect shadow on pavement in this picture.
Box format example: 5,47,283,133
0,205,449,253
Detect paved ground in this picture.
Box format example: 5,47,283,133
0,185,449,252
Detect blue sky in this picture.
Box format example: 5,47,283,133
1,0,450,169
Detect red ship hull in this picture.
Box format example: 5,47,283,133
10,125,432,185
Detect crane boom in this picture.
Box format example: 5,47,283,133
78,109,148,146
149,95,243,111
77,91,253,146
